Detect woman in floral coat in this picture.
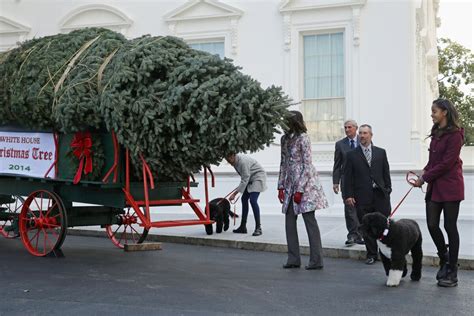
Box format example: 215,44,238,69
278,111,328,270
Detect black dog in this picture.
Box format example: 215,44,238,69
205,198,238,235
361,212,423,287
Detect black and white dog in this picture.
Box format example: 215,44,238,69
361,212,423,287
205,198,238,235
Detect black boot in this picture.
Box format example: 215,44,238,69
438,264,458,287
252,226,262,236
436,252,449,281
233,222,247,234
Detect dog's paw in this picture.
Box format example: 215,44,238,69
386,270,403,287
402,264,408,278
205,224,213,235
410,271,421,281
386,279,400,287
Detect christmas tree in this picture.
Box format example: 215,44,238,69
0,28,290,181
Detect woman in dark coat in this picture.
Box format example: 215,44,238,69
414,99,464,287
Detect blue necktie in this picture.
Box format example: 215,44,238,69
350,139,355,149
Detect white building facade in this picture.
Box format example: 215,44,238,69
1,0,472,218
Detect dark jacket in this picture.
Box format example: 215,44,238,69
332,136,360,186
423,128,464,202
343,145,392,206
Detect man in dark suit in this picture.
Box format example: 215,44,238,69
343,124,392,264
332,120,363,246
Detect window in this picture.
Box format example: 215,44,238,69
302,32,345,142
189,41,225,58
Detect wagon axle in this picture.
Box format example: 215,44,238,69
117,213,139,226
25,216,59,230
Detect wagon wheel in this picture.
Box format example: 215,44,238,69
0,196,25,238
105,206,149,249
19,190,67,257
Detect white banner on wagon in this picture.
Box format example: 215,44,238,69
0,131,56,178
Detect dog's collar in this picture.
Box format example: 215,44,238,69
379,229,389,241
378,219,390,241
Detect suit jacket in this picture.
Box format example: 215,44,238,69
233,154,267,193
332,136,360,186
343,145,392,206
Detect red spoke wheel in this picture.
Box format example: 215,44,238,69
0,196,25,238
105,207,148,249
19,190,67,257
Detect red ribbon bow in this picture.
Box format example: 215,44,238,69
71,132,93,184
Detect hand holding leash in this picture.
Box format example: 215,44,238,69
221,188,240,204
406,171,426,192
389,171,424,218
222,188,240,226
229,191,241,204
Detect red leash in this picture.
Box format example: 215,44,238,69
388,171,422,218
218,188,238,204
218,188,241,226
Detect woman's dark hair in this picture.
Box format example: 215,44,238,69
286,111,307,135
430,98,461,137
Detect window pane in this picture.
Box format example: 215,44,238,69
189,41,224,58
303,32,344,99
303,32,345,142
316,34,330,56
302,98,345,142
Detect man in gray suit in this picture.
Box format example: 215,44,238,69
226,153,267,236
333,119,363,246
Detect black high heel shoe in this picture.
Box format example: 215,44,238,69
283,263,300,269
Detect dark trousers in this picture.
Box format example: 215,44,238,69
340,180,361,240
285,201,324,267
241,190,261,228
344,201,361,240
357,188,391,259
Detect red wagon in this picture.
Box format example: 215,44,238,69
0,128,214,256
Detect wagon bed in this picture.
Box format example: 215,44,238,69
0,128,214,256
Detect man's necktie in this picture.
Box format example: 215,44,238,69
364,148,371,166
350,139,355,149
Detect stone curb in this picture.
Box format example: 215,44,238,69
67,229,474,270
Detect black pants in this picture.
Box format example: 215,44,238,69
426,195,461,265
356,188,391,259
